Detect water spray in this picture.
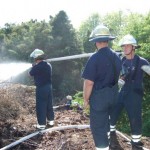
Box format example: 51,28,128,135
0,62,31,83
0,53,93,83
0,51,122,83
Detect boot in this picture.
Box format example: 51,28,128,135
33,124,46,130
109,131,120,149
47,120,54,127
131,141,144,150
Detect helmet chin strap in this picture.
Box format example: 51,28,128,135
95,43,97,49
94,43,98,50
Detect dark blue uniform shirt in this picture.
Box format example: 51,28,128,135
122,55,149,85
29,61,52,87
82,47,121,90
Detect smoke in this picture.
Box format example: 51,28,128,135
0,62,32,83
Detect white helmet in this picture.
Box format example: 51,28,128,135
119,34,140,49
89,24,115,42
30,49,44,58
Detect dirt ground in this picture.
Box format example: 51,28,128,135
0,83,149,150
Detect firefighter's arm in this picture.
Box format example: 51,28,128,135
141,65,150,76
83,79,94,108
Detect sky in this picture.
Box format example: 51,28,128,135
0,0,150,28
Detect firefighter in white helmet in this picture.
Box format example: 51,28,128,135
110,34,150,150
30,49,44,59
29,49,54,130
82,25,121,150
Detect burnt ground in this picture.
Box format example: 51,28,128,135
0,83,149,150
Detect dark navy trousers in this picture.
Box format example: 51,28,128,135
90,84,118,148
110,83,143,135
36,84,54,125
90,107,110,148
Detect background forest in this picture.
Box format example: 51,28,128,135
0,10,150,136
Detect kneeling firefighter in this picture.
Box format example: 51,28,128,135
110,34,150,150
82,25,121,150
29,49,54,130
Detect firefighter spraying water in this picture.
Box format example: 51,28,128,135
29,49,54,130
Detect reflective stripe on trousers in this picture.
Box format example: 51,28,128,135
110,125,116,132
132,134,142,142
96,146,109,150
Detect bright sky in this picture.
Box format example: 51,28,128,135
0,0,149,28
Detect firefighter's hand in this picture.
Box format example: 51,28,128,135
84,100,89,109
32,62,36,67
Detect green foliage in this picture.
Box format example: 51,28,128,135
143,109,150,136
8,49,18,57
72,91,90,115
142,74,150,136
116,111,130,134
73,91,83,106
102,11,124,36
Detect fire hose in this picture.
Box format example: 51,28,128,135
0,125,149,150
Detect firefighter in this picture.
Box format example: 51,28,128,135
82,25,121,150
29,49,54,130
110,34,150,150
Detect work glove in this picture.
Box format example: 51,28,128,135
118,78,125,89
141,65,150,75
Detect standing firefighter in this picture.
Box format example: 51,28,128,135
82,25,121,150
29,49,54,130
110,34,150,150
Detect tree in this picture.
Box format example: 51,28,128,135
49,10,83,98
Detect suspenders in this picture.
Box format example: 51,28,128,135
131,56,140,81
121,55,140,82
